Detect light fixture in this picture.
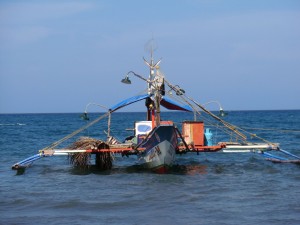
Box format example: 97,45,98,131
79,103,111,137
80,103,108,121
202,100,228,117
171,85,185,96
121,75,131,84
121,71,149,85
219,108,228,117
176,88,185,96
80,112,89,120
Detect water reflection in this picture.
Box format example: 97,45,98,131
68,163,207,175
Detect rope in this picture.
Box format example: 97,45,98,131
165,79,247,141
42,112,110,150
239,127,300,133
164,79,284,145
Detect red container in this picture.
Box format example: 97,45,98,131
182,121,204,146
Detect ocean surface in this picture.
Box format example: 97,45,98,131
1,110,300,225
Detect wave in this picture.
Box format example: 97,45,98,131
0,123,26,126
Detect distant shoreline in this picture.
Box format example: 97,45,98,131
1,109,300,115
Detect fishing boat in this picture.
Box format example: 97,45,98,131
107,51,191,172
12,42,300,173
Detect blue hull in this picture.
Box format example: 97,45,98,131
138,125,178,172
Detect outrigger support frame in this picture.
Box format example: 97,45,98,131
259,149,300,164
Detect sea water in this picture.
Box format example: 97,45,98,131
0,111,300,225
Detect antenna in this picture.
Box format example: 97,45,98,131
143,38,162,69
144,38,158,66
143,38,161,95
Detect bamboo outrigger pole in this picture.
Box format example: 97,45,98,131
12,113,110,170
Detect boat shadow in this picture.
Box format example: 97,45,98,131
68,163,208,175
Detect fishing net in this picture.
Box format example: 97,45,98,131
95,142,113,170
68,137,113,170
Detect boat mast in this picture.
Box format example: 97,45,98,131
144,40,162,127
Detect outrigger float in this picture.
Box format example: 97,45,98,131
12,43,300,173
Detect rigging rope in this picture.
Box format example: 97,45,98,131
163,79,286,145
239,127,300,133
41,87,149,151
42,112,110,150
164,79,247,141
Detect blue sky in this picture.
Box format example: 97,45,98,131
0,0,299,113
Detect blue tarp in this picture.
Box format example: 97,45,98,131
109,94,193,112
109,94,150,112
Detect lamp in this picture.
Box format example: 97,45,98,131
168,85,185,96
121,75,131,84
80,103,111,137
80,103,109,121
176,88,185,96
202,100,227,117
121,71,150,86
219,108,227,117
80,112,89,120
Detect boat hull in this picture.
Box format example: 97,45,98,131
138,125,178,173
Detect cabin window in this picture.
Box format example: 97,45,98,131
135,121,152,136
137,125,151,133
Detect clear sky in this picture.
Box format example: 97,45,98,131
0,0,299,113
